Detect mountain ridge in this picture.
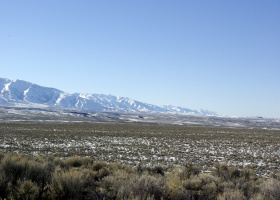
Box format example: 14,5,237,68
0,78,217,115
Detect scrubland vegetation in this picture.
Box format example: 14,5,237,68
0,153,280,199
0,122,280,199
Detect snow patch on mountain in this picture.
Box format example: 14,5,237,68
1,79,32,101
0,78,11,93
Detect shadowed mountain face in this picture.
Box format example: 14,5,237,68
0,78,217,115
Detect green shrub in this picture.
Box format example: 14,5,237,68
217,188,245,200
259,178,280,200
28,161,55,199
0,171,6,198
0,153,4,163
117,175,167,200
0,155,27,184
7,179,39,200
184,162,201,179
52,157,69,170
214,163,231,181
64,156,83,168
165,169,187,200
92,161,107,172
48,168,85,200
150,166,165,176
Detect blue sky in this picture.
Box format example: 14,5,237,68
1,0,280,118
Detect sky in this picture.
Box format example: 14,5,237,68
0,0,280,118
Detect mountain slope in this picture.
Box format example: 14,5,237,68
0,78,217,115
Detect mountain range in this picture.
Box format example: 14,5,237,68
0,78,217,115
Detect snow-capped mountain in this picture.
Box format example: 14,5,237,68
0,78,217,115
161,105,216,115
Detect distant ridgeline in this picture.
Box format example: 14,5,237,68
0,78,217,115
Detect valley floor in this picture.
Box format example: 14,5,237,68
0,122,280,178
